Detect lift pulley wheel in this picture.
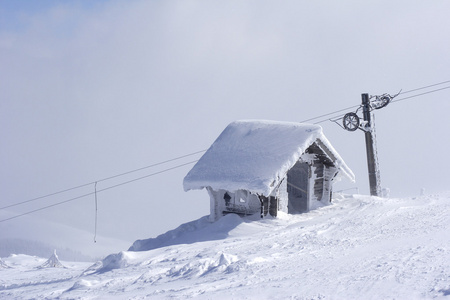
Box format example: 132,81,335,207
343,112,360,131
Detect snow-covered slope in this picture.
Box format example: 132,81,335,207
0,210,131,258
0,238,94,262
1,192,450,299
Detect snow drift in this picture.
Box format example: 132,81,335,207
1,192,450,299
128,213,245,252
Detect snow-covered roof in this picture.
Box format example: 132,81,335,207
183,120,355,195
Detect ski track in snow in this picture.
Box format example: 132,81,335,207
1,193,450,299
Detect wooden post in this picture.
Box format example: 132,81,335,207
361,93,380,196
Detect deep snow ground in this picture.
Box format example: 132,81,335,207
1,192,450,299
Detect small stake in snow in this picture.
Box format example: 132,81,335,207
338,91,399,196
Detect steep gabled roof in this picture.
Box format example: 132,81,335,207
183,120,355,195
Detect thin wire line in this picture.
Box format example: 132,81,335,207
306,80,450,125
314,112,348,125
300,105,360,123
398,80,450,95
318,85,450,124
392,86,450,103
0,150,206,210
308,80,450,124
3,80,450,214
0,160,198,223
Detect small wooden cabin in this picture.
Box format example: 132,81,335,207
183,120,355,221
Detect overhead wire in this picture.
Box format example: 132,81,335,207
311,82,450,125
392,85,450,103
300,104,360,123
314,113,346,125
1,79,450,223
0,149,206,210
0,160,198,223
397,80,450,95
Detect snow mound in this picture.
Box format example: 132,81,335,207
129,213,243,252
82,252,128,275
67,279,96,290
38,250,66,269
87,214,250,275
82,251,144,275
167,252,239,278
2,193,450,299
0,258,11,269
65,278,104,293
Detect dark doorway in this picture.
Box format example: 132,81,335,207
287,161,310,213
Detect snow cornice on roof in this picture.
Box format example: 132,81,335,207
183,120,355,195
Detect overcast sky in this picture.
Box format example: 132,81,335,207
1,0,450,257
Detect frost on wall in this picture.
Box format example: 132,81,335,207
277,179,289,214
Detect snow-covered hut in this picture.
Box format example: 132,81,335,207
183,120,355,221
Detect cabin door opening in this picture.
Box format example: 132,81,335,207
287,161,310,213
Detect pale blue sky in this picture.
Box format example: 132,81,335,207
0,0,112,30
